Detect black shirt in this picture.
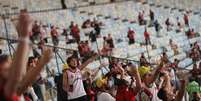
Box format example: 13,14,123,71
89,31,97,42
54,74,68,101
94,24,101,35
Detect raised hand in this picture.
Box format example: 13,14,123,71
5,9,32,97
16,9,32,38
40,47,53,64
161,70,170,80
128,62,138,75
16,47,53,95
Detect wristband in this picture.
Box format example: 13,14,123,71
18,37,30,43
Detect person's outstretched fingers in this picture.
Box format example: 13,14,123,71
16,9,32,38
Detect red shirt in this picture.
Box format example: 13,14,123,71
168,63,178,69
32,24,40,33
84,44,91,52
184,15,188,23
0,85,20,101
144,31,149,39
51,28,58,37
128,30,135,40
71,26,80,38
194,44,200,50
78,43,90,56
86,89,95,101
190,31,195,36
116,85,136,101
78,44,85,56
24,96,32,101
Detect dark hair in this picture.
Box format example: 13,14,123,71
157,88,167,101
0,54,9,64
199,61,201,67
51,26,54,29
159,72,165,78
66,56,77,64
103,36,107,40
174,58,178,62
66,56,73,64
0,49,2,55
190,44,193,47
28,56,36,64
117,79,129,87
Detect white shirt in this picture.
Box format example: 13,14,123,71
147,83,161,101
97,92,115,101
27,87,38,101
137,83,162,101
67,69,86,100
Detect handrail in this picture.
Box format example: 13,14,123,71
0,36,77,52
0,36,198,68
0,35,195,72
0,36,139,62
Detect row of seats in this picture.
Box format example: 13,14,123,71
0,0,201,16
0,0,61,13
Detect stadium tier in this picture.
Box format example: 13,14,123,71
0,0,201,101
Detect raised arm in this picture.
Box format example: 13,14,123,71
91,63,108,81
17,48,52,95
5,9,32,97
62,71,68,92
162,71,172,92
129,64,142,94
148,64,163,84
80,54,98,70
175,80,186,101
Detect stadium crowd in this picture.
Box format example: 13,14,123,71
0,8,201,101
